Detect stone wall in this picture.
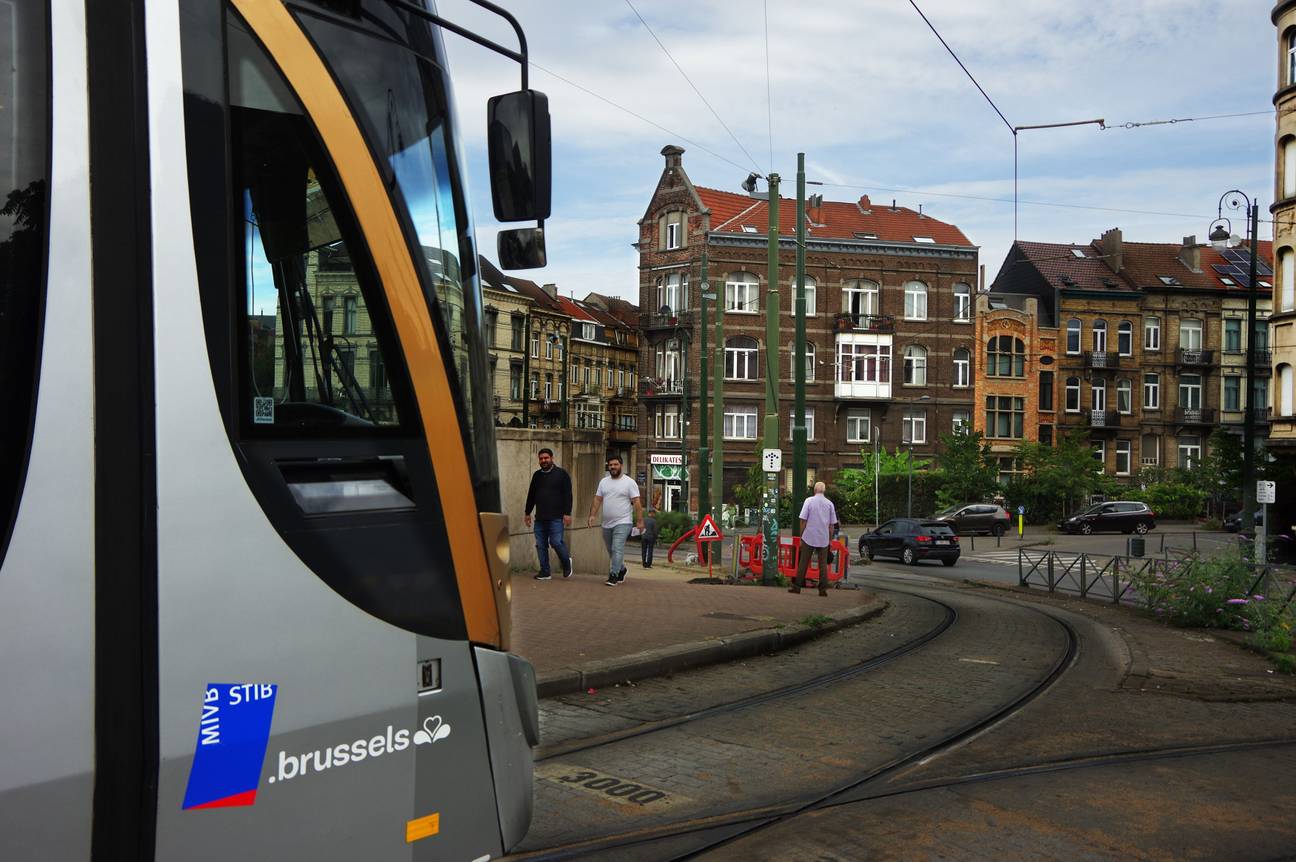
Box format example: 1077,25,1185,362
496,427,614,575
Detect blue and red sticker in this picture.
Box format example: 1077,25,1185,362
182,683,278,810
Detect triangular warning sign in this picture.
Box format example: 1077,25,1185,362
696,514,723,541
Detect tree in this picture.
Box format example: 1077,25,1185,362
1008,430,1116,522
1199,428,1245,516
933,426,998,509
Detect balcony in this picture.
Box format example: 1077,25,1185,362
1083,351,1119,370
1087,409,1121,430
1174,406,1216,425
642,310,696,331
609,424,639,444
834,313,895,334
609,387,635,400
1253,406,1273,424
1176,348,1215,367
538,400,563,414
834,378,892,400
640,378,686,399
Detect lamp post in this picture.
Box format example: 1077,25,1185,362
1208,191,1261,541
762,172,781,585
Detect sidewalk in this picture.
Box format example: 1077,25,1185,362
510,556,886,696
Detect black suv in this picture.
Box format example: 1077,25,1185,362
1057,501,1156,535
859,519,960,566
931,504,1011,537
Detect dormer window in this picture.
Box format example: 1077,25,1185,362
912,236,935,244
741,224,758,233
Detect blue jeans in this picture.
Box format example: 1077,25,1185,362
533,518,571,576
602,524,631,578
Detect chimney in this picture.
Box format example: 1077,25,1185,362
1178,235,1201,273
1099,227,1123,272
858,194,871,208
542,283,558,299
661,144,685,171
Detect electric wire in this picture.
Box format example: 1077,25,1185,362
622,0,763,175
1101,109,1273,130
906,0,1013,135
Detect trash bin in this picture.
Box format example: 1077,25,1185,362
1130,536,1145,558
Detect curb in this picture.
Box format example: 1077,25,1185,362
533,596,889,698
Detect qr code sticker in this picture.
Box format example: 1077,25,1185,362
253,397,275,425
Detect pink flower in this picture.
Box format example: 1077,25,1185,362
1226,598,1249,605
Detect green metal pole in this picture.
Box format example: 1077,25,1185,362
521,313,531,427
698,244,711,541
709,228,725,556
762,173,781,585
792,154,807,537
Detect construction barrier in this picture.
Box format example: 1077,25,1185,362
736,534,848,586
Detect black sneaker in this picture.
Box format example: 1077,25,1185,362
533,572,551,581
618,566,627,583
604,576,619,586
562,559,573,578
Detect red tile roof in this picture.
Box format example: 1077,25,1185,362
693,186,973,247
552,294,600,323
1014,240,1136,292
1011,238,1274,295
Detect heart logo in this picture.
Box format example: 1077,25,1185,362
413,715,452,745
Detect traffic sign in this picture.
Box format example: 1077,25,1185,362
696,514,723,542
1017,505,1025,515
762,448,783,474
1258,480,1276,505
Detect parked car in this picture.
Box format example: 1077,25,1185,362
931,503,1011,536
1224,510,1264,533
1057,501,1156,535
859,519,960,566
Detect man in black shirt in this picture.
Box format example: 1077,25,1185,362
524,448,573,580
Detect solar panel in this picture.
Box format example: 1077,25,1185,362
1219,247,1272,276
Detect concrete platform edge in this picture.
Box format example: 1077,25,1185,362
534,596,889,698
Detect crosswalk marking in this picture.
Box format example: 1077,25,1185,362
962,548,1085,567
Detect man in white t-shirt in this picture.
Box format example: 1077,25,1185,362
586,456,644,586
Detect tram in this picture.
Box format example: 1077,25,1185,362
0,1,549,858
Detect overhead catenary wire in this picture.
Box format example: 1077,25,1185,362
622,0,763,175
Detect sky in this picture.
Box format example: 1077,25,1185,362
439,0,1277,302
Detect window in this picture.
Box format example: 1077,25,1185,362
788,409,815,441
1091,381,1107,412
1141,434,1160,466
1286,137,1296,199
1093,441,1106,473
484,309,498,347
725,271,759,312
953,283,971,320
1177,436,1201,469
343,295,358,335
1115,440,1131,476
724,406,758,439
581,322,596,341
838,341,891,384
656,272,687,313
1065,377,1081,412
666,221,680,250
1224,318,1242,353
654,340,682,385
1092,319,1107,353
1117,321,1132,356
952,410,971,431
1179,318,1202,351
1179,374,1202,410
985,396,1025,439
544,374,553,401
530,373,540,399
543,336,552,358
1255,321,1269,351
790,275,817,315
903,345,928,385
1289,29,1296,86
902,409,927,444
530,331,539,357
986,335,1025,377
1281,248,1296,312
509,365,522,400
953,348,970,387
1039,424,1054,446
659,211,685,250
725,336,759,380
655,404,681,439
511,314,525,350
1066,319,1081,354
1144,317,1160,351
1144,373,1160,409
1116,378,1132,414
997,457,1022,484
846,409,871,443
1224,376,1241,411
903,281,928,320
843,279,878,323
569,363,578,384
1280,364,1294,416
789,342,816,381
1254,378,1269,413
1039,371,1054,411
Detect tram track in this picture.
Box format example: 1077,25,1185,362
537,589,958,763
510,579,1082,862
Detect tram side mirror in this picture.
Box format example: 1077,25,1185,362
487,90,551,222
498,226,547,270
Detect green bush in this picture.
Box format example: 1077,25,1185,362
654,510,692,544
1126,477,1208,520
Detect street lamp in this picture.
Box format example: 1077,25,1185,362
1208,191,1261,533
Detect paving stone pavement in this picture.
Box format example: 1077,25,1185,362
513,585,1070,853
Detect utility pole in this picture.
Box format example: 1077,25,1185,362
792,154,807,536
710,227,725,554
698,243,712,553
1242,199,1260,540
761,173,781,584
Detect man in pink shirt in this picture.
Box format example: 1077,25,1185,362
791,482,838,596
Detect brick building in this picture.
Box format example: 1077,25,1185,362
479,258,535,427
554,295,640,474
636,145,978,510
991,230,1271,479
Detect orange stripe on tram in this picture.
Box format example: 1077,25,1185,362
229,0,500,646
